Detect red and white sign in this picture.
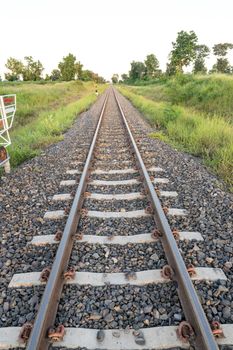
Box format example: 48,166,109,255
0,94,16,168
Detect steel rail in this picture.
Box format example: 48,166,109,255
26,92,109,350
113,89,218,350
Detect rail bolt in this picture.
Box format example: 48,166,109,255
162,206,169,214
172,229,180,240
75,232,83,240
84,191,91,198
19,322,33,344
151,229,163,239
63,267,76,281
54,230,63,241
177,321,195,342
187,264,196,277
40,267,51,283
145,204,153,214
161,265,174,280
211,321,224,338
48,324,65,342
81,208,88,217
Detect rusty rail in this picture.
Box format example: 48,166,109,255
26,92,109,350
113,88,218,350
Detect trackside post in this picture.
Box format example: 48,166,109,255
0,94,16,173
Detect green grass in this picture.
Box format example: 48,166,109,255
128,74,233,122
0,81,107,168
118,86,233,189
0,80,97,127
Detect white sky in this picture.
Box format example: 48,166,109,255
0,0,233,80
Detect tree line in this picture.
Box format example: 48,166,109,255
2,53,105,83
112,30,233,83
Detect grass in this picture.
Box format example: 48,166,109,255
128,74,233,122
117,85,233,189
0,80,95,127
0,81,107,168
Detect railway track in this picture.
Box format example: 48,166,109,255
0,88,232,349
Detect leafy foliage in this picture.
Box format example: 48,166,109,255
129,61,146,80
213,43,233,57
193,45,210,74
22,56,44,81
168,30,198,73
144,54,160,78
111,74,119,84
121,74,129,82
5,57,24,81
50,69,61,81
58,53,82,81
212,43,233,73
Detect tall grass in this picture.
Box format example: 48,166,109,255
0,81,95,127
9,93,98,167
118,87,233,188
0,81,106,168
129,74,233,122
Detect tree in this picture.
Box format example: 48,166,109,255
50,69,61,81
5,57,24,81
121,73,129,82
111,74,119,84
75,61,83,79
213,43,233,57
169,30,198,73
45,74,50,81
95,75,105,84
129,61,146,80
144,54,160,78
22,56,44,81
193,45,210,74
166,61,176,76
81,70,94,81
58,53,79,81
212,43,233,73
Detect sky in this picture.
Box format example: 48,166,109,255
0,0,233,80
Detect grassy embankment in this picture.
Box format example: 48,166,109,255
118,74,233,188
0,81,106,167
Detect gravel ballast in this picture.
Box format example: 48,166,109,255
0,87,232,341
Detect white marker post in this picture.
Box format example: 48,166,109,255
0,94,16,173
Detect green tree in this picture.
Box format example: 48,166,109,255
144,54,160,78
212,43,233,73
166,61,176,76
45,74,50,81
50,69,61,81
169,30,198,73
58,53,79,81
213,43,233,56
121,73,129,82
81,69,94,81
111,74,119,84
193,45,210,74
95,75,105,84
129,61,146,80
5,57,24,81
22,56,44,81
75,61,83,79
